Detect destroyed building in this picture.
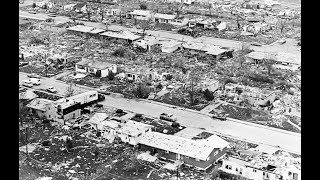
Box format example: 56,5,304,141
75,58,117,78
86,112,153,145
219,145,301,180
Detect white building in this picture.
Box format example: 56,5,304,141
86,113,153,145
75,58,117,78
129,10,153,21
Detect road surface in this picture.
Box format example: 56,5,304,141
19,72,301,155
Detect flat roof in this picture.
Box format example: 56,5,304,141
275,52,301,65
27,98,53,111
87,112,109,125
76,58,114,70
139,132,229,160
245,51,269,60
19,90,38,100
154,13,177,20
68,90,98,101
100,31,142,41
54,98,78,109
89,28,106,34
129,10,152,16
117,120,153,136
67,25,95,33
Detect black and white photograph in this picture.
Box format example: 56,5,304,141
19,0,301,179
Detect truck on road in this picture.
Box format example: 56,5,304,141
29,78,41,85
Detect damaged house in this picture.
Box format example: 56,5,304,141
86,113,153,145
139,132,229,170
45,98,82,124
182,41,231,60
128,10,153,21
75,58,117,78
27,98,54,118
220,150,301,180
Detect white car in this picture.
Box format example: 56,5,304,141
29,78,41,85
47,86,57,93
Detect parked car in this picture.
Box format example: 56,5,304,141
46,86,57,93
160,113,177,122
22,80,33,87
29,11,37,14
27,73,41,79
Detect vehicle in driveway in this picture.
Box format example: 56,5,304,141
46,86,57,93
27,73,41,79
29,78,41,85
160,113,177,122
22,80,33,87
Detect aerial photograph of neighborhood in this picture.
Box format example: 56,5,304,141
19,0,301,179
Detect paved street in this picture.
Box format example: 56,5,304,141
19,72,301,155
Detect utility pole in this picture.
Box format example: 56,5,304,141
25,126,29,159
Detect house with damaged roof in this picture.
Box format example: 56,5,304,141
75,58,117,78
138,131,229,170
86,112,153,145
220,147,301,180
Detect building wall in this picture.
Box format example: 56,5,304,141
100,65,117,77
63,109,81,121
45,104,64,124
220,160,282,180
139,145,227,170
75,64,87,73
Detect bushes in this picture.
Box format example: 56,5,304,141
112,48,126,57
29,37,45,45
140,3,147,10
133,82,151,99
108,70,115,81
247,73,274,84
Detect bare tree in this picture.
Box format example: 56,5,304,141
99,8,105,21
239,43,250,68
171,2,184,18
65,83,75,97
277,19,287,33
86,5,92,21
188,65,201,106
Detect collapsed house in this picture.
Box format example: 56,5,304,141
86,112,153,145
75,58,117,78
139,132,229,170
219,146,301,180
27,98,54,118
